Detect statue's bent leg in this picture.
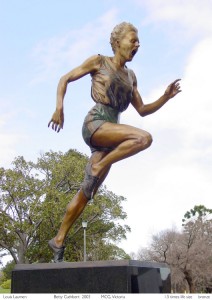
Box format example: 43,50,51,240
90,122,153,177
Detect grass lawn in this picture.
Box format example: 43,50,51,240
0,287,10,293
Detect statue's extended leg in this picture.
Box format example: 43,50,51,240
48,151,110,262
48,190,88,262
81,150,111,199
81,163,99,200
48,239,65,263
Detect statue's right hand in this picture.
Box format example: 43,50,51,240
48,108,64,133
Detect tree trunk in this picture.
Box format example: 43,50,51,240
17,235,29,264
184,269,195,293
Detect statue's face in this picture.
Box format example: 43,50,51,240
116,31,140,62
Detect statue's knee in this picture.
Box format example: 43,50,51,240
137,133,153,149
146,133,153,147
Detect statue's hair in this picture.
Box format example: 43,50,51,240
110,22,138,53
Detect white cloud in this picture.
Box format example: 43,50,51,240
0,107,28,167
0,134,21,164
139,0,212,39
30,9,119,84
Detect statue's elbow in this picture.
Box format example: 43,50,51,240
140,110,148,117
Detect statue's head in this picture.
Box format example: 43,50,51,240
110,22,138,54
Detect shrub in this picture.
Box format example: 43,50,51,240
1,279,11,289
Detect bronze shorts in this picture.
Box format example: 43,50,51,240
82,103,120,153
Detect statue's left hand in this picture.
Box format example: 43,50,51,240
164,79,181,99
48,108,64,133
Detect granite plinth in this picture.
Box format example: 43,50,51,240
11,260,171,293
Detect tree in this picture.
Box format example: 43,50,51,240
0,260,15,283
0,157,45,263
136,206,212,293
181,205,212,293
0,150,130,264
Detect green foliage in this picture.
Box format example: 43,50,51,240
0,287,10,294
0,150,130,264
1,279,11,290
0,157,45,263
1,261,15,281
182,205,212,224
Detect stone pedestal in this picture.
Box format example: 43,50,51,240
11,260,171,293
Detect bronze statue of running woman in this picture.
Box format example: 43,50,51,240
48,22,181,262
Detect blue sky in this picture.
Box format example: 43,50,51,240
1,0,212,259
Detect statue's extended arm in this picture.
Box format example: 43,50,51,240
131,79,181,117
48,55,101,132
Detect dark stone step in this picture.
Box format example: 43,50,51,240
11,260,171,293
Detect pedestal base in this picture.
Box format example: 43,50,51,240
11,260,171,293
